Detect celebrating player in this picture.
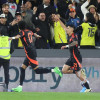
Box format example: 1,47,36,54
53,14,91,92
9,21,62,92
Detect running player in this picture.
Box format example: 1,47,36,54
53,14,91,92
9,21,62,92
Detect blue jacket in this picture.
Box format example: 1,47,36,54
66,16,81,28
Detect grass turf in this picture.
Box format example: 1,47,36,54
0,92,100,100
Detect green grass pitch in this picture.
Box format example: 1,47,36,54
0,92,100,100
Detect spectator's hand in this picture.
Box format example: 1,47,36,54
97,0,100,3
33,6,37,14
87,0,90,3
35,28,40,32
94,12,99,22
10,19,18,26
68,4,72,9
98,14,100,20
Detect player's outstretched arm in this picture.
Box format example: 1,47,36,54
34,33,41,39
61,45,68,50
8,35,21,40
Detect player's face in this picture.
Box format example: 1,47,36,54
66,26,74,36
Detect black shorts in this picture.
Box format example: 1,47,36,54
65,56,82,71
23,56,38,70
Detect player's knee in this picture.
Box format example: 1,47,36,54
21,64,27,70
62,69,67,74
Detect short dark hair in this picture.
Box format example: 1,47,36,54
18,21,26,30
15,12,21,16
86,13,96,24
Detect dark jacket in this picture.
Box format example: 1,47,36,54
66,16,81,28
97,3,100,14
9,24,19,49
32,16,52,49
0,23,10,36
0,11,14,25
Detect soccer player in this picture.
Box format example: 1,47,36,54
53,14,91,92
9,21,62,92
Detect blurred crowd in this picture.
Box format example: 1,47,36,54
0,0,100,49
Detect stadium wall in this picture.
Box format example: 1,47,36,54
0,49,100,92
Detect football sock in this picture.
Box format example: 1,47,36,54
20,67,25,85
35,67,51,74
84,82,90,89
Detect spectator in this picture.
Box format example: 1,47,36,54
32,12,52,49
21,10,35,32
65,3,73,21
25,1,33,16
0,16,14,90
35,0,56,21
23,1,35,32
0,34,11,92
9,12,23,48
20,4,26,12
75,13,97,48
49,14,67,49
66,8,81,45
0,14,11,36
65,0,83,21
7,0,17,17
66,8,81,28
0,3,14,25
81,0,99,22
